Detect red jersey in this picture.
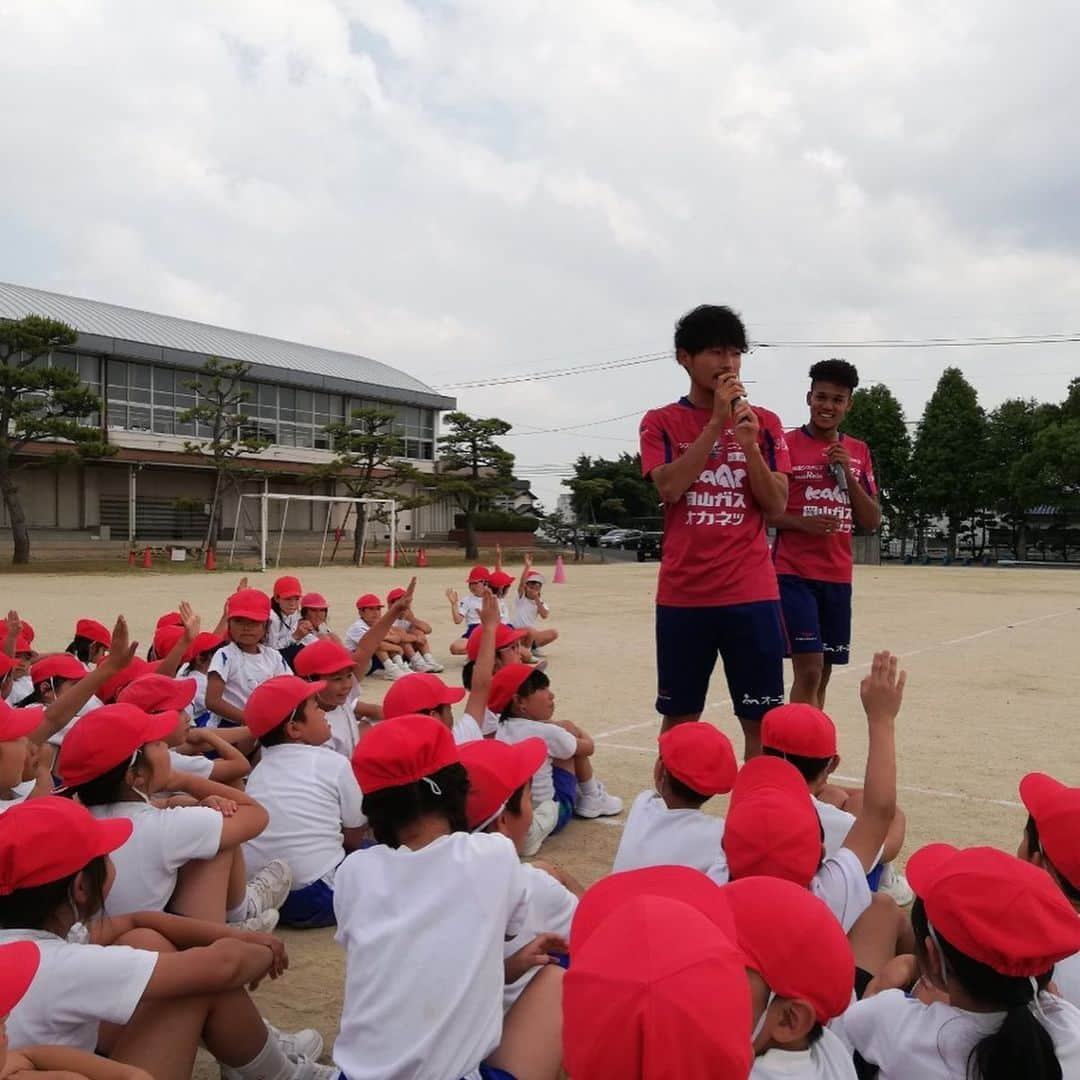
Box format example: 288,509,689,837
772,426,877,585
639,398,791,608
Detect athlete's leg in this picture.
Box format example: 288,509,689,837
654,606,717,734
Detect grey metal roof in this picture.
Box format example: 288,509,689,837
0,281,455,411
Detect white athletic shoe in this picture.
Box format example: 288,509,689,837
245,859,293,915
379,663,404,680
574,782,623,818
422,653,444,673
878,862,915,907
266,1022,324,1063
237,908,279,933
408,654,429,672
292,1062,338,1080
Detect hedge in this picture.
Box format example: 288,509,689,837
454,512,539,533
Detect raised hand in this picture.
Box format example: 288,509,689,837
102,616,137,670
445,587,459,606
179,602,200,643
479,589,500,628
390,577,417,618
860,650,906,723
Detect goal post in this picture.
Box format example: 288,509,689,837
226,493,397,571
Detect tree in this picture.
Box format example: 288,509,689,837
179,357,270,555
910,368,990,557
315,406,427,565
0,315,114,564
427,412,516,559
564,452,659,527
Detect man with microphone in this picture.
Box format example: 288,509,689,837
771,358,881,708
640,304,790,759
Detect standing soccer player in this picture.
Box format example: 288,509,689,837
640,305,790,759
772,359,881,707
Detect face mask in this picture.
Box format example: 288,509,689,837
66,896,90,945
750,989,777,1046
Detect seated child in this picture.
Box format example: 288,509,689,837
1018,772,1080,1006
27,655,104,750
268,576,309,654
513,555,558,657
66,618,112,667
179,631,226,725
242,676,367,929
294,640,381,757
446,565,490,655
297,593,335,647
335,714,566,1080
343,595,407,680
487,570,515,624
612,721,736,876
385,586,443,672
0,797,334,1080
0,701,46,815
836,844,1080,1079
490,663,622,857
460,600,526,738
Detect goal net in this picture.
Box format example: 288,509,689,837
226,493,397,571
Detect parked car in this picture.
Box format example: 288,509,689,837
636,531,663,561
599,528,641,548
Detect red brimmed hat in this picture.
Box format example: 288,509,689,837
386,587,407,605
244,675,326,739
182,632,225,664
0,699,45,742
467,565,490,584
459,737,546,830
382,673,465,721
1020,772,1080,888
152,624,185,660
301,592,329,610
155,612,184,631
57,704,178,788
74,619,112,649
907,844,1080,977
273,575,303,599
0,940,40,1016
0,797,133,894
30,654,87,686
488,570,515,589
226,588,271,622
351,714,459,795
466,623,527,664
355,593,383,610
658,723,737,797
293,640,355,678
13,635,33,656
762,703,838,759
722,756,822,886
725,876,854,1023
98,657,154,704
118,674,197,714
18,621,34,645
488,662,543,714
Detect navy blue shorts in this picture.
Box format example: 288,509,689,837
552,765,577,833
462,624,479,640
280,877,336,929
778,575,852,665
655,601,786,720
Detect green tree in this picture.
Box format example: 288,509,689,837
564,452,659,527
910,368,990,557
179,357,270,555
0,315,113,564
428,412,516,559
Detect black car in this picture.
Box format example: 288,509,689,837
636,531,663,561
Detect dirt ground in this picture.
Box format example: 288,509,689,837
5,561,1079,1070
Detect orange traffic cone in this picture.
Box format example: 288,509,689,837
142,547,152,569
417,548,428,568
384,548,394,568
127,549,136,566
553,555,567,583
205,547,217,571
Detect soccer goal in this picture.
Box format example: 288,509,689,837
226,492,397,571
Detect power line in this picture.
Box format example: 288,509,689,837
435,350,669,390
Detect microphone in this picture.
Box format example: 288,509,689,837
830,461,848,492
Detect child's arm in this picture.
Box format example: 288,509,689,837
351,579,417,674
504,932,568,984
446,588,464,625
4,609,21,658
463,591,500,720
163,772,269,847
203,673,247,726
406,611,432,635
181,728,251,785
529,858,585,898
842,651,904,874
556,718,594,756
153,603,199,678
518,553,532,598
6,1047,151,1080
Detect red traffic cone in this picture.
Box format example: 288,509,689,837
205,547,217,571
384,548,394,568
417,548,428,568
553,555,567,583
142,547,152,569
127,549,136,566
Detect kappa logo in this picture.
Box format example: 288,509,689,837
741,692,786,707
697,464,747,488
805,484,846,502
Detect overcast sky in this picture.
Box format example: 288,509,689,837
2,1,1078,508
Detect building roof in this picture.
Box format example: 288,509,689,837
0,281,454,411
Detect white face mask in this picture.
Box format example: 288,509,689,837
66,896,90,945
750,989,777,1046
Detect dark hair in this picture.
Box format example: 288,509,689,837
462,661,474,690
361,763,470,848
498,670,551,723
66,752,144,807
674,305,748,356
664,771,709,808
1025,816,1080,902
256,701,308,748
505,783,527,817
762,746,833,784
66,637,97,664
300,606,326,620
0,854,109,929
807,1023,824,1046
911,898,1061,1080
809,359,859,392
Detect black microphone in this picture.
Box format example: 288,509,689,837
830,461,848,492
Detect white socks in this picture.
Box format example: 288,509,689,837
578,777,599,798
222,1030,293,1080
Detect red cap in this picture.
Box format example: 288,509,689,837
466,623,527,663
152,624,185,660
30,654,86,686
386,587,407,605
0,940,40,1016
459,737,546,829
1020,773,1080,888
0,699,45,742
182,632,225,664
762,703,837,759
382,673,465,720
227,588,271,622
658,723,737,797
0,796,133,894
294,640,355,678
74,619,112,648
57,704,178,788
355,593,383,610
908,844,1080,977
301,592,329,610
564,887,751,1079
18,621,34,644
488,662,541,713
244,675,325,739
725,876,855,1023
118,674,197,714
351,714,459,794
13,635,33,656
488,570,515,589
273,575,303,599
722,756,822,886
98,657,154,704
467,565,491,584
155,612,184,630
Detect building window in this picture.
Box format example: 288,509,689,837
345,399,436,460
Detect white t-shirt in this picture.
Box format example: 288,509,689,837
0,779,35,815
333,831,530,1080
267,609,300,651
458,594,484,626
168,747,214,779
87,801,223,914
614,790,726,877
835,987,1080,1078
1056,951,1080,1008
208,642,289,721
454,712,484,746
512,596,546,629
0,928,157,1052
811,847,872,933
325,698,362,759
184,668,209,721
813,796,856,860
495,717,577,806
48,695,105,748
6,674,33,705
752,1028,857,1078
343,617,376,653
503,862,577,1010
243,743,366,888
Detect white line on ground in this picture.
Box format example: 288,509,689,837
832,774,1023,810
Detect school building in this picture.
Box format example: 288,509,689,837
0,281,458,556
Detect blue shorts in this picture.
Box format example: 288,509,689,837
655,601,786,720
552,765,577,833
279,877,336,929
778,575,852,664
462,624,479,639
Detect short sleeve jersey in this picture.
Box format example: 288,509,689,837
208,643,289,719
639,399,791,607
772,427,877,585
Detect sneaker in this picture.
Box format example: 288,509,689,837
422,653,444,673
530,646,546,658
292,1062,338,1080
246,859,293,915
878,862,915,906
408,654,429,672
378,663,403,680
266,1022,324,1063
574,782,623,818
238,908,279,933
